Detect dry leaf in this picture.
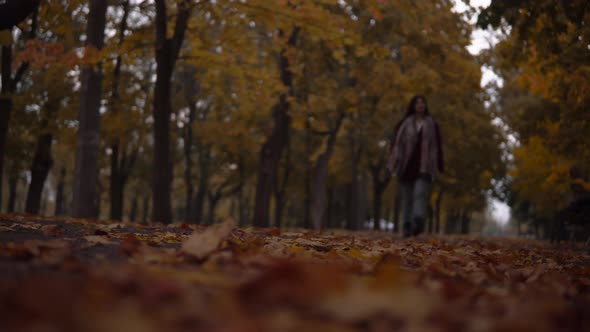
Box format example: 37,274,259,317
84,235,114,246
2,214,590,332
41,224,65,237
181,218,236,260
23,239,70,256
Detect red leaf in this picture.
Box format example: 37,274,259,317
41,224,65,237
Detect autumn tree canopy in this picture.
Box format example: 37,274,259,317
8,0,587,238
478,0,590,238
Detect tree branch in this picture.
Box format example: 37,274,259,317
154,0,168,51
170,0,192,65
11,5,38,88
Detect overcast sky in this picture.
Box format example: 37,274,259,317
453,0,511,226
452,0,502,87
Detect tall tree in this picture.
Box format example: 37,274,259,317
152,0,192,223
178,65,200,222
108,0,134,221
0,7,38,211
310,111,344,230
25,93,60,214
54,167,66,216
71,0,108,218
252,27,299,227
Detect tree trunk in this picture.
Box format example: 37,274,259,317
40,190,47,215
303,118,312,229
182,67,198,222
372,185,382,231
253,27,300,228
369,160,391,231
72,0,107,219
184,148,194,222
384,206,391,231
109,151,124,220
152,15,173,223
254,100,290,228
207,193,221,225
7,172,17,212
238,158,248,227
26,90,61,215
0,75,10,211
460,210,470,234
54,167,66,216
110,146,122,220
347,142,363,230
193,177,208,224
141,195,150,224
193,146,210,224
274,188,284,228
327,187,336,228
242,195,249,227
444,209,452,234
0,9,36,212
427,203,434,234
109,148,136,221
274,138,291,228
129,195,138,222
25,129,53,214
152,0,191,224
108,0,131,221
310,113,344,230
238,194,247,227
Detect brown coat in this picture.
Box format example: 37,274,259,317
387,115,444,179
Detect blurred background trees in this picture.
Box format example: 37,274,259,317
3,0,584,239
479,0,590,240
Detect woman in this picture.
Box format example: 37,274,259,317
387,95,444,237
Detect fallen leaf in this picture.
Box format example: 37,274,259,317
84,235,114,246
370,254,409,289
94,229,109,236
41,224,65,237
238,259,348,307
319,277,435,325
120,234,142,256
264,228,281,236
180,218,235,260
0,225,15,231
23,239,70,256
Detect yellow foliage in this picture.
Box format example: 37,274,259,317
511,136,572,214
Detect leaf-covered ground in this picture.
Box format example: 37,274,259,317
1,214,589,332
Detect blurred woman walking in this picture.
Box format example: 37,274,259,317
387,95,444,237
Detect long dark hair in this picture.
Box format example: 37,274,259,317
392,95,429,138
405,95,429,117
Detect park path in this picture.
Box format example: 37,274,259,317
1,213,589,332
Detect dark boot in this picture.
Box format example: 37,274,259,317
403,222,413,238
413,217,424,236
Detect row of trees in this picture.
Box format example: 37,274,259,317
1,0,504,231
479,0,590,240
